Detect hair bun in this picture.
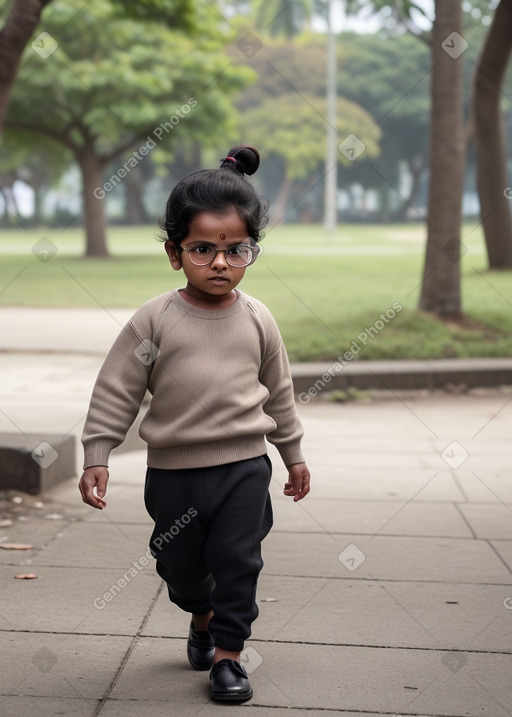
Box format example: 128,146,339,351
220,145,260,176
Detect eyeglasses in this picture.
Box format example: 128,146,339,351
181,242,261,267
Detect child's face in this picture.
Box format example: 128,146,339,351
165,208,254,301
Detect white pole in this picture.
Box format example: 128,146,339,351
324,0,338,232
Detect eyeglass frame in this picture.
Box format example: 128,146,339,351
179,241,261,267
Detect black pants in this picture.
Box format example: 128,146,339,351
144,454,273,653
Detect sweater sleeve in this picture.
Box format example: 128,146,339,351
81,318,152,469
257,311,305,467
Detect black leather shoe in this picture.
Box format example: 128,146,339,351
187,621,215,671
210,659,253,702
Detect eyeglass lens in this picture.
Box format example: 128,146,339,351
187,244,257,266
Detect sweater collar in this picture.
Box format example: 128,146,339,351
172,289,243,319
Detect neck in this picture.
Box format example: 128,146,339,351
180,283,238,309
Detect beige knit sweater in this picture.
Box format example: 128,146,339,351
81,289,304,470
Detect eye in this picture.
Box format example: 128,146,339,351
227,245,250,257
192,245,214,256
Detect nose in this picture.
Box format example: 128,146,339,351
211,249,229,269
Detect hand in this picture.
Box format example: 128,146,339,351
283,462,311,502
79,466,109,509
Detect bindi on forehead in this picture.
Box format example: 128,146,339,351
219,233,226,240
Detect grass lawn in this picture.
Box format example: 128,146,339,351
1,222,512,362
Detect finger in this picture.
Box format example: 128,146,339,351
293,484,310,501
89,494,106,509
293,475,311,502
96,476,108,500
283,483,297,496
80,479,106,509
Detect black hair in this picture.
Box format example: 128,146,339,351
158,145,269,249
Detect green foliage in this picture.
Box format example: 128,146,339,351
6,0,253,156
242,92,380,180
337,30,430,191
346,0,425,13
251,0,314,38
232,40,328,109
109,0,196,29
345,0,430,26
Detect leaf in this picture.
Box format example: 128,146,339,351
14,573,38,579
0,543,33,550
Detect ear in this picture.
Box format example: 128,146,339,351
165,240,182,271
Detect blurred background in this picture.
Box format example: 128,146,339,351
1,0,511,362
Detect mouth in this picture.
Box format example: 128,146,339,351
208,276,230,283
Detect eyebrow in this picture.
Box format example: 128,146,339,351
182,239,249,248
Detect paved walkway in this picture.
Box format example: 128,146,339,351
1,310,512,715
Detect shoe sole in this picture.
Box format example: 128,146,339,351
211,689,253,703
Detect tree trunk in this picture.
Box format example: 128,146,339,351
418,0,465,317
271,175,292,224
473,0,512,269
0,0,51,134
76,147,109,257
124,176,147,225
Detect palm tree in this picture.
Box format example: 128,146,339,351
251,0,314,38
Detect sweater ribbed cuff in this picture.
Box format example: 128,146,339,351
82,439,116,470
276,440,305,467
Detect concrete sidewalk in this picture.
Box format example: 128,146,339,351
1,303,512,715
1,339,512,715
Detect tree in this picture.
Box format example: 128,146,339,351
473,0,512,268
5,0,252,256
0,132,71,225
251,0,314,38
418,0,465,316
337,31,431,220
241,91,380,222
0,0,196,138
0,0,53,135
349,0,468,316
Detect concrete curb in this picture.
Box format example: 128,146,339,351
291,357,512,395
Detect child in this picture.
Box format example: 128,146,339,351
78,144,311,703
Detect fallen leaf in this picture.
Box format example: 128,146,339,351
14,573,37,579
261,598,278,602
0,543,33,550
